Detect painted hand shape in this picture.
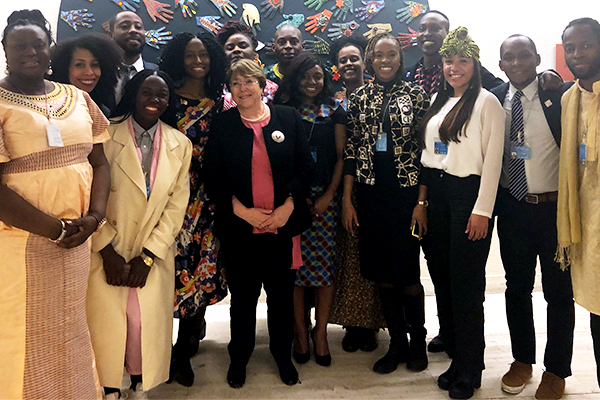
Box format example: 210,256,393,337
398,27,418,49
208,0,238,17
331,0,353,21
354,0,384,22
260,0,283,19
327,20,360,40
276,13,304,29
305,9,333,34
303,0,331,11
305,35,330,55
145,26,173,49
396,1,427,24
142,0,174,23
241,3,261,35
110,0,140,12
196,15,223,34
60,9,95,31
363,22,391,38
174,0,197,18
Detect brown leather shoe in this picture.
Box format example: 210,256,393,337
501,361,533,394
535,371,565,400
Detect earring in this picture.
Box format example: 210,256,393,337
443,79,447,91
4,65,9,75
46,61,53,76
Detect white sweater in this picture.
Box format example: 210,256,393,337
421,89,505,218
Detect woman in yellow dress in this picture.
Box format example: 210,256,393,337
0,10,110,400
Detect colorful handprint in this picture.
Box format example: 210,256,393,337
110,0,140,12
331,0,353,21
241,3,261,35
60,9,95,31
145,26,173,49
398,27,418,49
363,22,391,39
207,0,238,17
260,0,283,19
305,35,330,55
142,0,174,23
305,9,333,34
174,0,197,18
276,13,305,29
396,1,427,24
327,20,360,40
354,0,384,22
304,0,331,11
196,16,223,34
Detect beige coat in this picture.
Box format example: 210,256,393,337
86,119,191,391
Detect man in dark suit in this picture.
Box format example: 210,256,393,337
492,34,574,400
109,11,158,102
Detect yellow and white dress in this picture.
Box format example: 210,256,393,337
0,83,109,400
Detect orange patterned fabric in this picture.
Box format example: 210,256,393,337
3,143,92,175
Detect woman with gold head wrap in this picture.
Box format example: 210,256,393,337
418,27,505,399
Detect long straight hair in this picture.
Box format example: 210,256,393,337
419,58,482,146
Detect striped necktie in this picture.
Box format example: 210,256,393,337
508,90,528,200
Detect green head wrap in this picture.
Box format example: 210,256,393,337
439,26,480,61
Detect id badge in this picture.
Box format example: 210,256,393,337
46,123,64,147
580,143,587,165
310,146,318,162
376,132,387,152
513,145,531,160
434,140,448,155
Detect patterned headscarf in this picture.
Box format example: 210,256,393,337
439,26,480,61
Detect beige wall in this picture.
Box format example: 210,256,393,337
1,1,600,79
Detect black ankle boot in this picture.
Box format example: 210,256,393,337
438,360,457,390
171,342,194,387
404,290,428,372
449,371,482,399
342,327,361,352
227,363,246,388
359,328,378,352
373,287,408,374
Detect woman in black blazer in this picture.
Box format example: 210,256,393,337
206,59,313,389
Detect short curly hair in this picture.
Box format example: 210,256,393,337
158,31,227,101
50,33,123,111
215,20,258,50
364,32,404,81
273,52,334,109
330,35,367,65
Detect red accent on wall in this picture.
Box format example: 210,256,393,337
556,44,575,81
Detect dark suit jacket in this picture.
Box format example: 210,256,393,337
143,60,158,71
405,57,504,91
206,104,314,241
490,80,574,147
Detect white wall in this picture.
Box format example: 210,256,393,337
1,1,600,79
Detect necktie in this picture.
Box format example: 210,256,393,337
119,65,135,100
508,90,528,200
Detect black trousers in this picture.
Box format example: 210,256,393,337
221,233,296,366
426,170,492,376
592,313,600,387
496,188,574,378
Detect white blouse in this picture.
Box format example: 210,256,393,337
421,89,505,218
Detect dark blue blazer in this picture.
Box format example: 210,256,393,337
490,80,574,147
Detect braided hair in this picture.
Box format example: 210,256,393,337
364,32,404,81
2,9,52,47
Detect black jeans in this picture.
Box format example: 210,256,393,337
426,170,492,376
592,313,600,387
496,188,574,378
222,234,296,366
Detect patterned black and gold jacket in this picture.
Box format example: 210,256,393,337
343,80,430,187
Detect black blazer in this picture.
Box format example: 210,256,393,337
206,104,314,241
143,60,159,71
490,80,574,147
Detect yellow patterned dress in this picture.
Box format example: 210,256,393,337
0,83,109,400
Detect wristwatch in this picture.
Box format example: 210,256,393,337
417,200,429,208
140,251,154,267
95,218,107,232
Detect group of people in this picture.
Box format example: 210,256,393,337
0,6,599,400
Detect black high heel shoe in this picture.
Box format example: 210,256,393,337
311,328,331,367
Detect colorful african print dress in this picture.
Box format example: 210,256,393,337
173,94,227,319
0,83,109,400
295,103,345,287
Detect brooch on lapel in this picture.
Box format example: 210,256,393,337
272,130,285,143
544,99,553,108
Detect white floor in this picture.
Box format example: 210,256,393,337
147,232,600,400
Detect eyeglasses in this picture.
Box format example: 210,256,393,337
230,79,259,89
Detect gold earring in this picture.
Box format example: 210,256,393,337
46,61,53,76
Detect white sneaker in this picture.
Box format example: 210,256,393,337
128,383,148,400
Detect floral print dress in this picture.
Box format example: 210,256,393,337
173,94,227,319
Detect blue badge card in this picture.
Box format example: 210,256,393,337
434,141,448,155
514,145,531,160
376,132,387,152
580,143,587,165
310,146,318,162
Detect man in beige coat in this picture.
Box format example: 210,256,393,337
87,109,191,397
